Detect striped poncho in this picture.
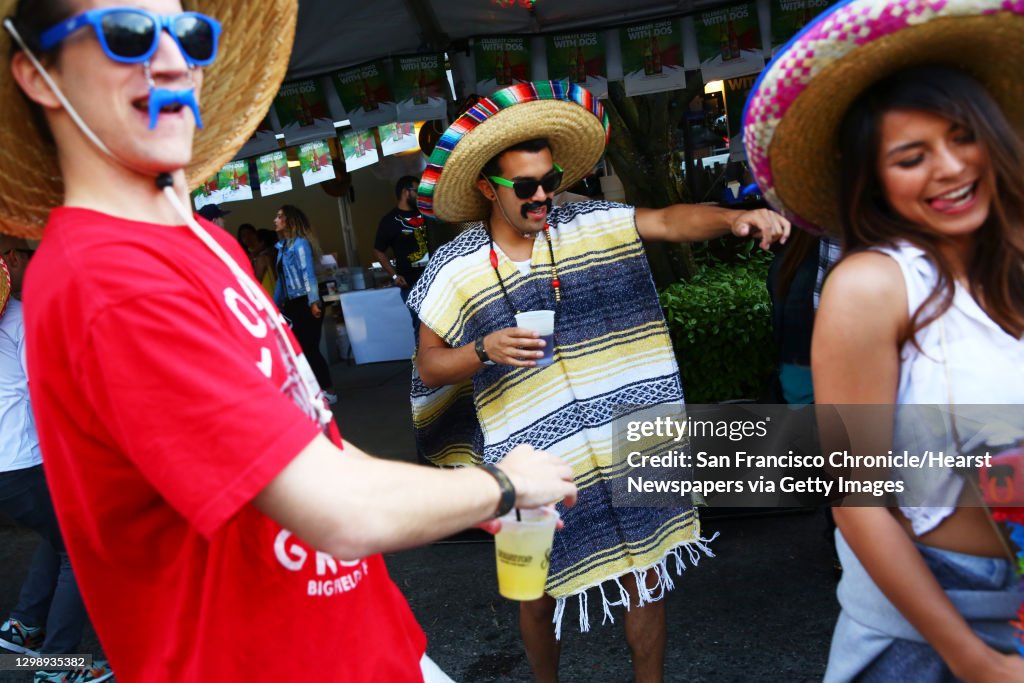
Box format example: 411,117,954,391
407,200,714,635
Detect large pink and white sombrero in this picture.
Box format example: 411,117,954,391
743,0,1024,235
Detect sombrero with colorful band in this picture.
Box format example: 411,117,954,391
419,81,610,223
743,0,1024,236
0,0,296,239
0,256,10,320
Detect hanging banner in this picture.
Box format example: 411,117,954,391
393,54,448,123
695,4,765,82
474,37,531,95
380,122,419,157
297,140,336,187
545,31,607,97
770,0,831,49
274,80,336,146
620,21,687,97
722,72,760,141
190,173,220,211
216,160,253,203
333,61,398,131
340,130,379,171
255,150,293,198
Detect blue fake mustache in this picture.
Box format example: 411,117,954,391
521,198,552,219
148,87,203,130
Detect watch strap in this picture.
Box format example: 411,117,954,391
479,463,516,518
475,336,495,365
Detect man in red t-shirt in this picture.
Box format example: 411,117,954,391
2,1,576,681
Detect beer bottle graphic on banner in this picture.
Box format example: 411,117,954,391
297,93,314,126
651,35,662,74
364,79,379,112
720,24,731,61
270,157,280,183
413,68,429,105
799,5,812,30
728,20,740,60
494,52,502,85
575,46,587,83
643,39,653,75
502,50,513,84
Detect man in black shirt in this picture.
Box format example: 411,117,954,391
373,175,428,332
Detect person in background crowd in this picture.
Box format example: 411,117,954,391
374,175,428,334
3,1,576,681
253,228,277,297
0,256,113,682
197,202,229,228
273,204,337,405
235,222,258,264
766,228,819,405
745,1,1024,680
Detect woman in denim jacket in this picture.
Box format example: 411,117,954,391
273,205,337,405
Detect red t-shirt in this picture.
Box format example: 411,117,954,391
22,208,426,682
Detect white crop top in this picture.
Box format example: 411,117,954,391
875,243,1024,535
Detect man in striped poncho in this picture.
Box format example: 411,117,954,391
408,81,789,682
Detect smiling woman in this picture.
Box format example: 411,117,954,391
835,65,1024,345
744,0,1024,680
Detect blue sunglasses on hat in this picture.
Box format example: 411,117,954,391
39,7,221,67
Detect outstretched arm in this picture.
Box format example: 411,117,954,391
635,204,790,249
254,434,577,561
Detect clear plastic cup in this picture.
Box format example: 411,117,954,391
494,507,559,600
514,310,555,366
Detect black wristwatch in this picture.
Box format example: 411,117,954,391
475,336,495,366
479,463,516,518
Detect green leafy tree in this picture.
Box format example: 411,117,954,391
603,76,706,287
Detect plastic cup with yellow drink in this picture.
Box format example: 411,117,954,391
494,507,559,600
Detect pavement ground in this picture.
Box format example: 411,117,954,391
0,360,841,682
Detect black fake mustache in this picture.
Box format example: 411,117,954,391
521,198,553,219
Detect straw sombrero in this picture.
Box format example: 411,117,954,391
0,256,9,319
743,0,1024,235
419,81,609,223
0,0,296,239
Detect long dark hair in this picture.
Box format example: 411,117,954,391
837,64,1024,346
277,205,322,261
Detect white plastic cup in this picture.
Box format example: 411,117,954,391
514,310,555,366
494,507,559,600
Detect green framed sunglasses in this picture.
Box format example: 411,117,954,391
488,163,564,199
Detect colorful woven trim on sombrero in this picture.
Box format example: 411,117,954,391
743,0,1024,227
417,81,610,218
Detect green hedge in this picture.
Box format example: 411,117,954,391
659,251,775,403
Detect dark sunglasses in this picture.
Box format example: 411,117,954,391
39,7,221,67
488,163,564,199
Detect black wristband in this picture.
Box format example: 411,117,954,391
475,336,495,366
478,463,516,518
